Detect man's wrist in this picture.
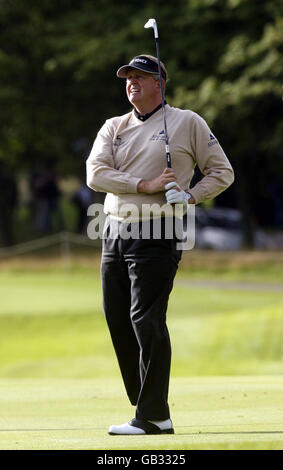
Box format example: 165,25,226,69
137,179,156,194
186,192,195,204
137,180,147,193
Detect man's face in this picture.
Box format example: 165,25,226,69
126,69,160,109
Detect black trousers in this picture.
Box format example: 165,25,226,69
101,216,182,421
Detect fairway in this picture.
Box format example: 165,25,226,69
0,252,283,449
0,376,282,450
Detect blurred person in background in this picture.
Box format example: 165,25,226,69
72,183,94,234
29,166,64,233
0,161,18,247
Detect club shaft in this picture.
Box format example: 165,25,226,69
154,37,171,168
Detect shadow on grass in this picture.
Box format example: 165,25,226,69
0,427,282,436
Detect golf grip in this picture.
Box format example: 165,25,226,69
166,147,171,168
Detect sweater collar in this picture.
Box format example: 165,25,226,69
134,102,167,122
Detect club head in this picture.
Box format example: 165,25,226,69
144,18,158,38
144,18,156,29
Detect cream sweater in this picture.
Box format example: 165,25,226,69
86,104,234,219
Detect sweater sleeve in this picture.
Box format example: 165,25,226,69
188,114,234,204
86,119,142,194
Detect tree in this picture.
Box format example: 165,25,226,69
0,0,282,247
170,0,283,246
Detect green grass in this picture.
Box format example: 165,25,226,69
0,269,282,378
0,253,282,449
0,376,282,450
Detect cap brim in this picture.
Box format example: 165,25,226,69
116,64,157,78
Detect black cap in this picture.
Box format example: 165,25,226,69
116,55,167,81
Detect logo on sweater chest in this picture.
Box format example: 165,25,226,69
113,135,125,147
150,130,166,142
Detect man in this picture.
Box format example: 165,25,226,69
86,54,234,435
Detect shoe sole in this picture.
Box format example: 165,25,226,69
108,428,174,435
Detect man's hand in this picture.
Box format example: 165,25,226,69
138,168,177,194
165,182,194,205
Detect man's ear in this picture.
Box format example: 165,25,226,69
155,79,165,91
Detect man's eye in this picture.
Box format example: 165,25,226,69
127,75,143,81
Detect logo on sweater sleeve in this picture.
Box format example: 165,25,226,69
208,133,219,147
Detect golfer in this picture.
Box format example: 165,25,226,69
86,55,234,435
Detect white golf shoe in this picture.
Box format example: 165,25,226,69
108,418,174,435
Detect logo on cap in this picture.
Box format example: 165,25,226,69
131,58,147,64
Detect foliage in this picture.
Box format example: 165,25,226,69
0,0,282,243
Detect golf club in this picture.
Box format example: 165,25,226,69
144,18,172,168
